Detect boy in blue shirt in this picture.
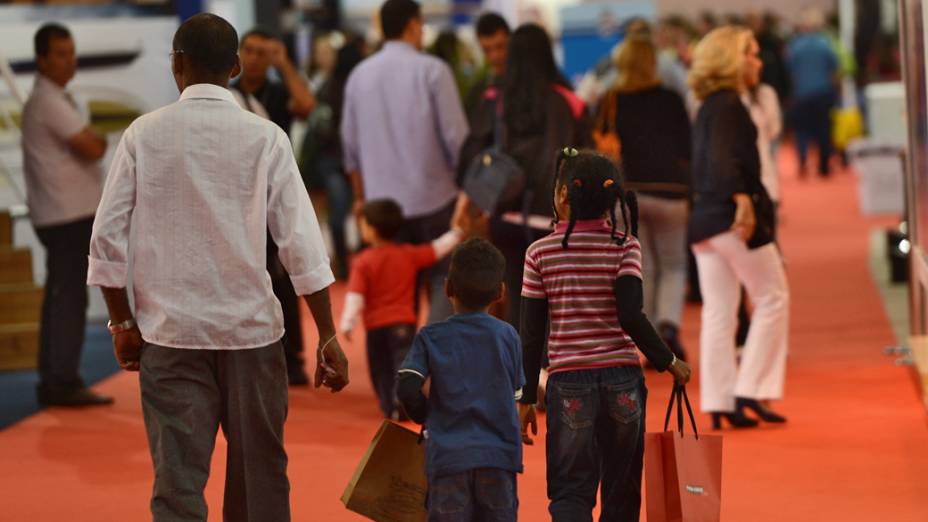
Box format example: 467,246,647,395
397,238,524,521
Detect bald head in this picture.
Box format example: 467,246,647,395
172,13,239,76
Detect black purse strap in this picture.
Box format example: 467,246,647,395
493,99,505,150
663,383,700,439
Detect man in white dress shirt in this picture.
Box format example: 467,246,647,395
22,23,112,407
87,14,349,521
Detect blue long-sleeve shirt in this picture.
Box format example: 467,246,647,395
787,32,838,100
340,41,469,218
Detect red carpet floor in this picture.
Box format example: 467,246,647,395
2,149,928,521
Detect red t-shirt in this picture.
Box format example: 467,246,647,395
347,243,437,330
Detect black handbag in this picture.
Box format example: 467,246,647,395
462,104,527,216
747,181,776,249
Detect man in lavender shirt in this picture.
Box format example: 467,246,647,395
341,0,469,323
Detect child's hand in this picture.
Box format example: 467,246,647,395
342,329,353,343
668,358,691,385
450,192,487,238
451,193,470,233
518,403,537,445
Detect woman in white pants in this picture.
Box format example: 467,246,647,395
688,26,790,429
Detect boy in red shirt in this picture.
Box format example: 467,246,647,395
340,196,471,418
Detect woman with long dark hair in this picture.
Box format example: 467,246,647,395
460,23,593,329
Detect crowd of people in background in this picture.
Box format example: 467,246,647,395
20,2,875,519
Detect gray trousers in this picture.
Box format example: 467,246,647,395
636,195,688,327
140,342,290,522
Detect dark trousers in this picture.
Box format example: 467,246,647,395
140,342,290,522
34,216,93,393
793,91,836,176
489,219,550,329
366,323,415,417
427,468,518,522
395,200,456,325
318,157,352,279
268,236,304,372
546,366,647,522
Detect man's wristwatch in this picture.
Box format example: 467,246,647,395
107,318,137,335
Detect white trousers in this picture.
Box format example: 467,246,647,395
693,231,789,412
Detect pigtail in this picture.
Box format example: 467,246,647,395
552,147,574,225
625,190,639,238
615,188,630,245
561,179,581,249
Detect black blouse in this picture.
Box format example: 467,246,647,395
688,89,770,247
611,87,692,198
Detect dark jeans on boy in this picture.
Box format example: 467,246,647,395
427,467,518,521
140,342,290,522
34,216,93,397
367,323,416,417
546,366,647,522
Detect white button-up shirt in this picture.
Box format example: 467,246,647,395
21,74,103,227
88,83,334,349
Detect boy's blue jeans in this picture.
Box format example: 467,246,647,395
546,366,647,522
427,467,517,522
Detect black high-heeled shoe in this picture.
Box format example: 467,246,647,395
736,398,787,424
710,412,759,430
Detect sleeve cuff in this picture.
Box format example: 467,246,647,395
87,256,128,288
290,263,336,296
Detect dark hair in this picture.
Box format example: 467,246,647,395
553,148,638,249
502,24,570,136
34,23,71,57
173,13,239,75
362,199,404,240
476,12,510,37
448,239,506,309
334,37,364,82
380,0,421,40
430,29,461,67
240,27,275,47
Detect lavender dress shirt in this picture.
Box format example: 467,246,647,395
341,41,469,218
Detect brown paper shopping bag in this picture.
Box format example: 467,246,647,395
645,384,723,522
341,420,428,522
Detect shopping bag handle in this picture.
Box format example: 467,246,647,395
663,383,699,439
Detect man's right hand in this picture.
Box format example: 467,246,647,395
518,402,538,445
113,326,144,372
316,338,349,392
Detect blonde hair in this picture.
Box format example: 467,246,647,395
688,26,754,101
613,35,660,93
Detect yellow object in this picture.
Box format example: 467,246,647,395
833,107,864,151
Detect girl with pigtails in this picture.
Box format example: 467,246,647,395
518,148,691,522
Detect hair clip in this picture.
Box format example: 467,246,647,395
603,179,615,188
563,147,579,157
573,179,583,187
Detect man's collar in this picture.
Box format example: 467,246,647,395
383,40,417,53
35,73,66,93
179,83,237,104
